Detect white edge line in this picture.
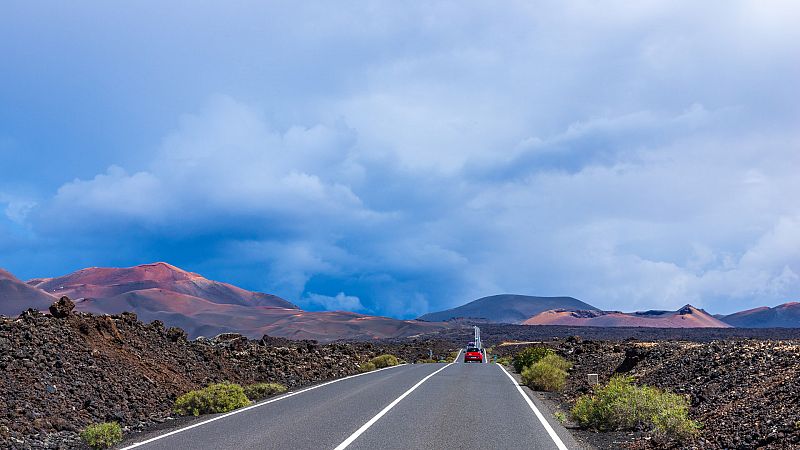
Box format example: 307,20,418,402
498,364,569,450
452,349,462,363
333,362,453,450
120,364,407,449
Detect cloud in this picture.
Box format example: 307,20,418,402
39,96,381,235
301,292,366,313
2,2,799,317
0,193,36,225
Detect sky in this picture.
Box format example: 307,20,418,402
1,1,799,318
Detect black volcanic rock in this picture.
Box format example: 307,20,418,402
497,338,800,448
418,294,599,324
48,296,75,318
0,308,400,448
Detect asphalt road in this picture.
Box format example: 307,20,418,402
121,356,580,450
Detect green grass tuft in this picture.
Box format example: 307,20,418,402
80,422,122,449
174,382,251,416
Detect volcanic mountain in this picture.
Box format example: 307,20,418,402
523,305,731,328
14,263,449,341
718,302,800,328
0,269,56,316
418,294,599,324
28,262,296,309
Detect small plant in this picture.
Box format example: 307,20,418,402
521,354,571,392
243,382,287,401
80,422,122,449
416,358,437,363
359,361,377,372
541,353,573,372
359,354,399,372
554,411,567,424
495,356,512,366
512,347,553,373
174,382,251,416
371,354,399,368
571,376,699,441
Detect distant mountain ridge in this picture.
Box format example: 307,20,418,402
0,269,57,316
719,302,800,328
523,304,731,328
4,263,449,341
418,294,599,324
3,264,799,334
28,262,297,309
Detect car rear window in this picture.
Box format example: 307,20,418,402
466,348,480,353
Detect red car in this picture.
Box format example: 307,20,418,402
464,347,483,363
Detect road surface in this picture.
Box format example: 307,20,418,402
121,355,580,450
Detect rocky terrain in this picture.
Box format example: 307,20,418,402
3,292,799,449
457,322,800,344
495,337,800,449
0,298,456,449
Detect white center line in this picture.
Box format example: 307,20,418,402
497,364,569,450
119,364,407,449
333,363,453,450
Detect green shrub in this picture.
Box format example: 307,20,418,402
243,382,287,401
80,422,122,449
370,354,399,368
495,356,512,366
359,361,376,372
571,376,699,441
540,353,572,372
512,347,553,373
174,382,251,416
521,356,570,391
359,354,399,372
416,358,438,363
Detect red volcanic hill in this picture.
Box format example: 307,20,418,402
12,263,449,341
0,268,56,316
523,305,731,328
28,262,296,309
719,302,800,328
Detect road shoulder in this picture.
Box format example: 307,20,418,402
500,365,595,450
116,363,413,449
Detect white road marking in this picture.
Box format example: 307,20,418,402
452,349,462,363
498,364,569,450
119,364,407,449
333,363,453,450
